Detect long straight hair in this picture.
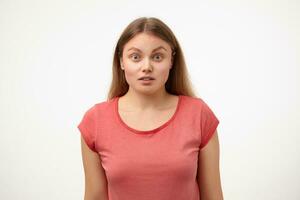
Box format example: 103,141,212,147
106,17,198,101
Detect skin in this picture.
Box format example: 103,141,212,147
81,32,223,199
119,32,175,110
121,32,224,199
81,137,109,200
198,130,224,200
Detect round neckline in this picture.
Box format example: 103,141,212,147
114,95,182,135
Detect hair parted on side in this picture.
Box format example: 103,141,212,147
106,16,198,101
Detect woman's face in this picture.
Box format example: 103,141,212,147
120,32,173,95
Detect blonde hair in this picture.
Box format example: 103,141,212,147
106,17,198,100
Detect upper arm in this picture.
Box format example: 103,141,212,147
197,130,224,200
81,136,108,200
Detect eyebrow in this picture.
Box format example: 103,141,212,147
127,46,167,53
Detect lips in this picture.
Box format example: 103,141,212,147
138,76,155,80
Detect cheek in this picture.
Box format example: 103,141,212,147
123,59,171,79
163,70,171,82
157,64,171,77
124,68,136,76
122,66,138,83
122,62,136,75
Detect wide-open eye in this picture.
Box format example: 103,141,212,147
152,53,164,61
129,53,140,62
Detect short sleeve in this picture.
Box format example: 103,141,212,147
77,105,98,152
199,99,220,150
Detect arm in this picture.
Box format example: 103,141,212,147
81,136,109,200
197,130,224,200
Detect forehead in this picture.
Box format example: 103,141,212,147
123,33,171,52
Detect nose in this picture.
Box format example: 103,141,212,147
141,58,153,72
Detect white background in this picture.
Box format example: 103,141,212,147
1,0,299,199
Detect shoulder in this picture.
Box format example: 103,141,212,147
83,97,118,120
93,97,116,111
80,98,115,118
180,95,217,118
181,95,206,108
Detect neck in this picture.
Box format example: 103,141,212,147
120,89,172,110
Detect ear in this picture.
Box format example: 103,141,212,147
170,59,174,69
171,55,175,66
120,59,124,70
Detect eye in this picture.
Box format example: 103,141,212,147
152,53,163,61
129,53,140,62
129,53,164,62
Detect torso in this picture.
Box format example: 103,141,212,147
117,95,179,131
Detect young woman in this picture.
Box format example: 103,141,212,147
78,17,223,200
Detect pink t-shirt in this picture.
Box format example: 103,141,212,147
77,95,219,200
